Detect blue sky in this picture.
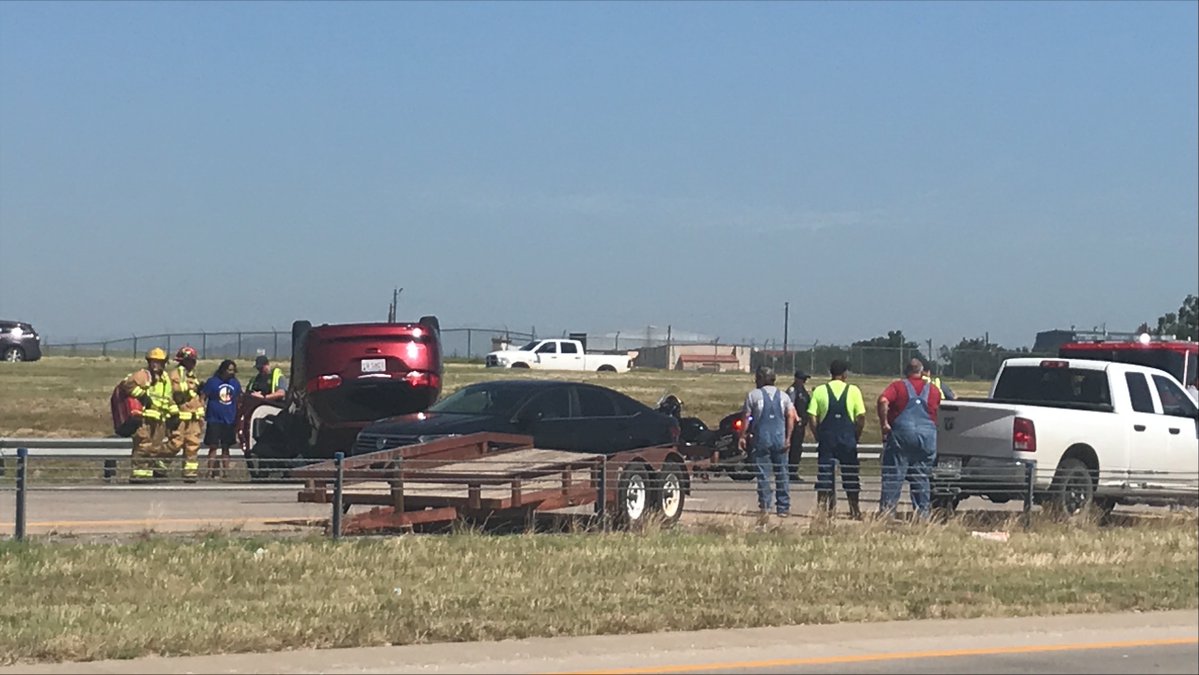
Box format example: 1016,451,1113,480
1,1,1195,348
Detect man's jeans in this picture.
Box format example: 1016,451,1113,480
880,432,936,518
752,445,791,514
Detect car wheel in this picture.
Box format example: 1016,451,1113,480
597,365,617,373
3,346,24,362
654,463,686,525
511,362,530,369
617,463,651,528
1048,457,1096,518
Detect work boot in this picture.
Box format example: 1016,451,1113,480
847,493,862,521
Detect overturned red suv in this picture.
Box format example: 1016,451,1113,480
238,317,443,477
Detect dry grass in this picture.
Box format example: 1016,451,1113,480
0,357,991,443
0,514,1194,665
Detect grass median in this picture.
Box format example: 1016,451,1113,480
1,515,1196,665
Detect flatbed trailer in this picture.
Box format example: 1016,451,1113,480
293,432,705,534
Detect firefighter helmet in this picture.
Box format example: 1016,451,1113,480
175,346,199,363
146,347,168,362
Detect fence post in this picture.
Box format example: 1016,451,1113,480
201,332,207,359
467,329,472,358
102,340,108,357
237,333,243,359
133,336,139,358
15,448,28,541
166,334,172,356
596,456,608,531
274,331,279,358
332,452,344,540
1023,460,1036,530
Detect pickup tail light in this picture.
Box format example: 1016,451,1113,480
307,374,342,392
405,371,440,389
1013,417,1036,452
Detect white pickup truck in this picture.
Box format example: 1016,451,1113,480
485,339,632,373
933,357,1199,515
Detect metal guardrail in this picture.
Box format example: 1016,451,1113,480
0,437,245,458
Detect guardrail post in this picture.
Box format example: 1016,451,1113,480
15,448,28,541
103,458,117,482
331,452,344,540
1023,460,1036,530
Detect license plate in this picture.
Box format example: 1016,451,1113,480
937,457,962,471
361,358,386,373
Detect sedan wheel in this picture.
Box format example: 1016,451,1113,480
3,347,24,362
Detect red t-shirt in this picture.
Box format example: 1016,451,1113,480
881,376,941,425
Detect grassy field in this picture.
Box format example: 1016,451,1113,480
0,357,991,443
0,516,1195,665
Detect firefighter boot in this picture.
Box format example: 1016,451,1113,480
847,493,862,521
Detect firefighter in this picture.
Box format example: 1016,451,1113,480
168,346,204,482
120,347,177,482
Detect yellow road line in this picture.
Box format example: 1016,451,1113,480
0,516,322,531
562,637,1199,674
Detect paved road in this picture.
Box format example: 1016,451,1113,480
0,473,1045,536
3,610,1194,674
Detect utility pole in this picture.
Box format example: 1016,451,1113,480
783,302,790,356
387,288,403,323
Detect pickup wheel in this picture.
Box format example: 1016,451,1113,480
597,365,617,373
1047,457,1096,518
653,463,686,526
511,362,530,369
616,463,652,529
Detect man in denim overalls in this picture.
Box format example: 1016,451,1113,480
806,359,867,519
738,366,798,517
877,359,942,519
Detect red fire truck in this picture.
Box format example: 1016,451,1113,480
1058,332,1197,386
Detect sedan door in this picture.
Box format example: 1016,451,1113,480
565,385,632,453
512,387,576,450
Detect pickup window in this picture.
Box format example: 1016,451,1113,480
1125,373,1156,413
1152,375,1198,418
536,342,558,354
993,366,1112,409
561,342,579,354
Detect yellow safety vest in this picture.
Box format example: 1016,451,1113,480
173,365,203,420
129,370,177,421
250,367,284,395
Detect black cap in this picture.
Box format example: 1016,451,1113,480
254,355,270,369
794,369,809,380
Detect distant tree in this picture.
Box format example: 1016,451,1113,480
940,337,1008,380
1153,295,1198,341
1135,322,1152,334
851,330,926,375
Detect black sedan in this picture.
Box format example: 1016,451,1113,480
352,380,679,456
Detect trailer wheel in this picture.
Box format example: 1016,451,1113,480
654,463,686,525
617,463,651,528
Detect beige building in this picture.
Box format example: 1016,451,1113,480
633,343,751,372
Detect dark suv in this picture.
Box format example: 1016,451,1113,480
0,320,42,362
239,317,443,473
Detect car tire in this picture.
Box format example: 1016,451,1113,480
1047,457,1096,518
653,463,686,526
617,463,652,529
3,346,24,362
597,365,617,373
511,363,530,369
930,495,960,513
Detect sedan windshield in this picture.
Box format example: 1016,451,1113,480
429,383,531,417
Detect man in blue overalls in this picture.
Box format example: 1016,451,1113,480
738,366,798,517
877,358,943,519
806,360,867,519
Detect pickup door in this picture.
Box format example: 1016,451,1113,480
558,341,586,369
